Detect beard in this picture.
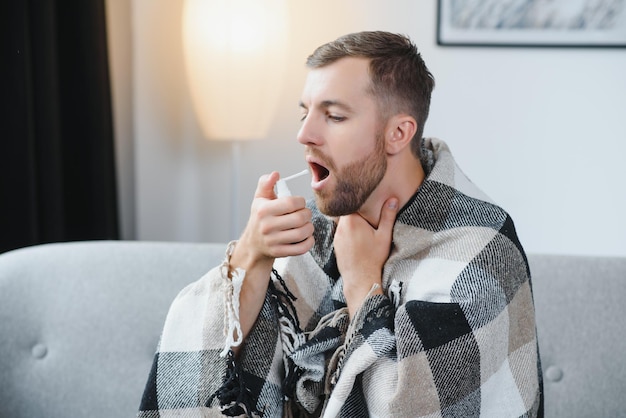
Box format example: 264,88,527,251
314,131,387,217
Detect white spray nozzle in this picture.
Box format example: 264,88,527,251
276,169,309,198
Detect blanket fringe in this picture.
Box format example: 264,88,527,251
220,240,245,357
221,267,245,357
268,268,307,402
389,279,403,309
206,349,263,417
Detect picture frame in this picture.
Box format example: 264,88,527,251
437,0,626,48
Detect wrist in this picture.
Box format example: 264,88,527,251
343,276,383,318
229,240,274,293
230,235,274,272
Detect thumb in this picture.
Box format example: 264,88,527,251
255,171,280,199
377,197,399,233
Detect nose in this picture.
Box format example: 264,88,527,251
297,113,323,146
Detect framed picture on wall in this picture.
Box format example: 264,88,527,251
437,0,626,47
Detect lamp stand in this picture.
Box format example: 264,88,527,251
231,141,241,240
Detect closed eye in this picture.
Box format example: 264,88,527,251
298,101,308,122
328,114,346,122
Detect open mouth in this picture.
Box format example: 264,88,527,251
310,162,330,183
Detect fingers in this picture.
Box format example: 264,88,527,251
377,197,399,234
252,206,314,258
269,232,315,258
255,171,280,199
245,172,315,259
257,203,311,234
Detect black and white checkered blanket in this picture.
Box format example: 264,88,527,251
138,138,543,417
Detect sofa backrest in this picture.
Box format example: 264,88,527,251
0,241,624,417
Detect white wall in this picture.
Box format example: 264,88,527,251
115,0,626,256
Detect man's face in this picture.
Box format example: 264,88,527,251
298,57,387,216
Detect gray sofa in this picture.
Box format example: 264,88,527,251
0,241,624,417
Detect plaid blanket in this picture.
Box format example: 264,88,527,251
138,138,543,417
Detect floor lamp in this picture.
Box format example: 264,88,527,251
182,0,289,239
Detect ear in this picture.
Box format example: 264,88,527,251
384,114,417,155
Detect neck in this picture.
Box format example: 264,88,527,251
358,152,425,228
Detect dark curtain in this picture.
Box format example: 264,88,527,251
1,0,119,254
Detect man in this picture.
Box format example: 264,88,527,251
139,31,543,417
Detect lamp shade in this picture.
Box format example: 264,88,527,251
182,0,290,141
